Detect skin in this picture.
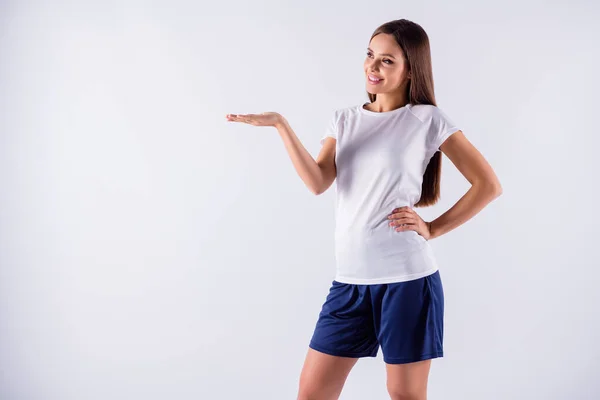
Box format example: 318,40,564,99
227,32,502,400
363,32,411,113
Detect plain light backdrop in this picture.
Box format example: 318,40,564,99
1,1,599,399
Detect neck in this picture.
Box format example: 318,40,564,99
368,93,409,112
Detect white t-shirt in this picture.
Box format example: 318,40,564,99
320,102,460,284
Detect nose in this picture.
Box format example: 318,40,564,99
366,59,380,72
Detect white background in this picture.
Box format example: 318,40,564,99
1,1,599,399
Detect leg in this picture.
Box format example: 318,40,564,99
385,359,431,400
297,347,359,400
300,280,377,399
369,272,444,399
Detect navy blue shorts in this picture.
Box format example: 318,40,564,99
309,270,444,364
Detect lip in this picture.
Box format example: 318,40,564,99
367,74,384,84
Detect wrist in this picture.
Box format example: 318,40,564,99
274,114,288,130
428,221,438,240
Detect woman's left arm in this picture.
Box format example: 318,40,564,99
428,130,503,240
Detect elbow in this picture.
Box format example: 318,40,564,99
491,179,503,198
494,183,503,198
473,178,502,199
311,185,325,196
311,179,330,195
485,180,503,199
310,175,328,195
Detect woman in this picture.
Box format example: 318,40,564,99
226,18,502,400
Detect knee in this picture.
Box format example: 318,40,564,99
297,391,331,400
387,386,426,400
296,388,316,400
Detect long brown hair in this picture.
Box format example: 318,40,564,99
366,19,442,207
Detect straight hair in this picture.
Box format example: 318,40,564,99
366,19,443,207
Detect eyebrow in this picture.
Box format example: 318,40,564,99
367,47,396,59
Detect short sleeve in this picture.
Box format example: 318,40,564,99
428,107,460,153
319,110,339,145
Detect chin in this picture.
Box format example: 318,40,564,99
365,85,383,94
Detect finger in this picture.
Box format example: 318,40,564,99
388,210,413,219
227,114,247,123
390,206,412,212
238,116,256,124
395,223,417,232
241,115,260,122
389,216,415,226
227,113,254,121
395,220,417,226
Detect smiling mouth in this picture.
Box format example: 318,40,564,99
368,75,383,83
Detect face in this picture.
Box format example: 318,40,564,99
364,33,410,96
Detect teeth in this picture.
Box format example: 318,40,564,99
368,75,381,82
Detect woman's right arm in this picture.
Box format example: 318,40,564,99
276,117,336,195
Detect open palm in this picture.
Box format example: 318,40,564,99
226,112,282,127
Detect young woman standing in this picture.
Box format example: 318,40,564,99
227,18,502,400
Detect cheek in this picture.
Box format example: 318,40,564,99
384,69,403,84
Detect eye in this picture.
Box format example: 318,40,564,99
366,51,393,65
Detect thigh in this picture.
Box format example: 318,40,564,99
297,347,358,400
309,281,379,358
376,271,444,364
385,359,431,399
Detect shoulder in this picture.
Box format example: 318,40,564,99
406,103,444,123
336,104,360,117
328,104,360,125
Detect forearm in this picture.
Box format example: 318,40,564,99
429,182,502,240
275,117,324,194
